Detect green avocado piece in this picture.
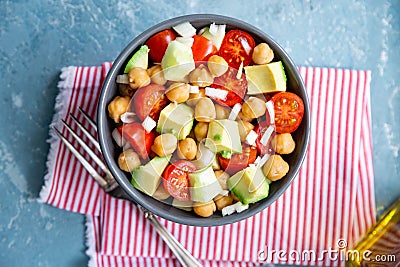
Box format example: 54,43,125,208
244,61,287,94
124,45,150,73
189,166,222,202
131,155,171,196
205,120,242,154
161,40,195,81
227,166,269,204
156,103,194,140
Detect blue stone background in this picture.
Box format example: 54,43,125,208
0,0,399,266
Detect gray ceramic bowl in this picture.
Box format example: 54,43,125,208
97,14,310,226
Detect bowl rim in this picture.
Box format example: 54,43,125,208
97,14,310,226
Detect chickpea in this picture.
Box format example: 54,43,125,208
230,192,240,202
117,149,141,172
186,88,206,106
128,67,151,89
187,129,196,140
214,194,234,211
193,201,216,217
195,98,216,122
147,65,167,85
215,104,230,120
237,120,255,142
108,96,131,123
194,122,209,142
262,155,289,181
272,133,296,154
119,83,134,97
242,97,267,119
207,55,228,77
252,43,274,65
189,65,214,87
214,170,230,190
237,111,253,122
166,83,190,103
177,137,197,160
151,133,177,157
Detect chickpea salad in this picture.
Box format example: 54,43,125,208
107,21,305,218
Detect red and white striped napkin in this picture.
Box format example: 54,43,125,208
39,63,376,267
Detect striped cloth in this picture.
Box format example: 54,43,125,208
39,63,376,267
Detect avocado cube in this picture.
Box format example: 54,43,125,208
124,45,150,73
157,103,194,140
131,155,171,196
189,166,222,202
227,166,269,204
244,61,287,95
205,120,242,154
161,40,195,82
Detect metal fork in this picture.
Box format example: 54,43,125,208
52,108,202,267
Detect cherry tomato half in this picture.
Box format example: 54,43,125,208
270,92,304,133
163,160,197,201
120,122,155,159
210,67,247,106
255,120,275,155
191,35,217,62
145,29,177,63
219,30,255,69
218,145,257,175
133,84,168,121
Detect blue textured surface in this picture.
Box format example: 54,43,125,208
0,1,399,266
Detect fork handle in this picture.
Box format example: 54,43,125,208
142,210,203,267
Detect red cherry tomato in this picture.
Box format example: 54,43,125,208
255,120,275,155
218,145,257,175
218,30,255,69
120,123,155,159
270,92,304,133
163,160,197,201
191,35,217,62
145,29,177,63
210,67,247,106
133,84,168,121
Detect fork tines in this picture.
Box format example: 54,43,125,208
52,108,118,192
